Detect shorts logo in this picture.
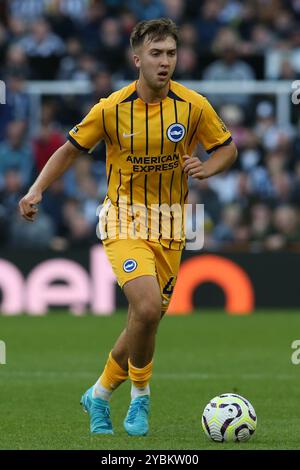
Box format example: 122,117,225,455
167,123,185,143
123,259,137,273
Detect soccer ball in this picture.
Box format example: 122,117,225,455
202,393,257,442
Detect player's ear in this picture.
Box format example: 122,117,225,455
133,53,141,69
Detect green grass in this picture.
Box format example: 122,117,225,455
0,310,300,450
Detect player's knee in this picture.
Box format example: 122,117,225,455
134,298,162,328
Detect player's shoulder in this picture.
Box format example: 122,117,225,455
98,81,137,109
170,80,207,109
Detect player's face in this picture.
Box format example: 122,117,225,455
134,36,177,90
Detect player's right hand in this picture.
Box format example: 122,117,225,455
18,189,42,222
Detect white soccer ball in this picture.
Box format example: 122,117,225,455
202,393,257,442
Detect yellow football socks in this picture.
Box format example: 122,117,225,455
98,351,128,392
93,354,153,400
128,359,153,390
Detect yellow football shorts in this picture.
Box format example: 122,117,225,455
102,238,182,312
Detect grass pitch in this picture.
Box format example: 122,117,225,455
0,310,300,450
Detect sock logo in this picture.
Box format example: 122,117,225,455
123,259,138,273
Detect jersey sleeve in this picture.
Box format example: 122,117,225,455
196,98,232,153
67,101,104,152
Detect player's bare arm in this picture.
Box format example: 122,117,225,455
19,141,82,222
182,140,238,180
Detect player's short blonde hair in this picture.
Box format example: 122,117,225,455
130,18,179,50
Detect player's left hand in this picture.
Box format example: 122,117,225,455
182,154,207,179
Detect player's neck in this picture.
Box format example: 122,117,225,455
136,78,170,104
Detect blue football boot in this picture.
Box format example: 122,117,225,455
80,386,113,434
123,395,150,436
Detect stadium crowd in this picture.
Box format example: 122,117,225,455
0,0,300,251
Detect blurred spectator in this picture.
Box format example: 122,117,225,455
213,203,243,245
61,197,95,247
273,8,295,43
0,1,9,26
265,205,300,251
208,170,240,204
178,23,198,48
219,104,251,150
0,168,56,248
75,53,100,81
249,202,273,250
0,121,33,188
6,16,27,44
46,0,77,40
254,101,294,151
63,156,94,198
41,179,67,237
174,45,199,80
0,72,30,141
247,24,276,54
278,58,299,80
0,169,23,245
8,0,90,21
32,124,65,173
9,0,48,21
91,68,114,102
58,48,100,81
203,27,255,107
5,44,31,79
76,174,101,224
162,0,185,23
57,0,91,21
237,2,257,42
78,1,107,53
32,101,65,173
19,17,65,56
0,22,8,65
128,0,166,21
194,0,223,52
192,179,221,225
291,161,300,206
247,149,293,205
10,208,56,248
0,169,24,220
218,0,243,24
122,45,138,80
18,17,65,79
57,37,84,79
97,18,125,73
119,9,137,42
66,214,96,247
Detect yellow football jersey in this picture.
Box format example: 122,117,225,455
68,80,232,250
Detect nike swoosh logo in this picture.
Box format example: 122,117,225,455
122,131,142,138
